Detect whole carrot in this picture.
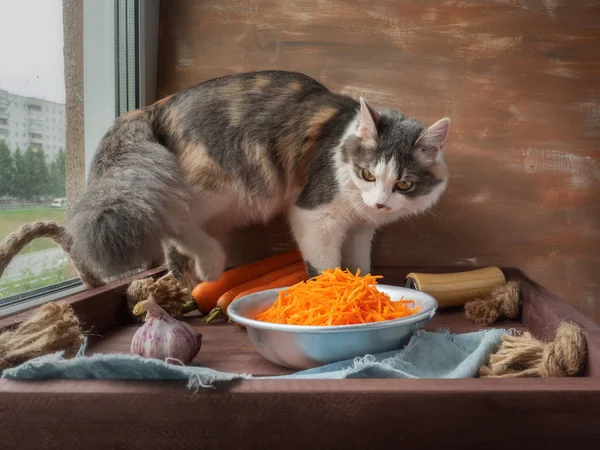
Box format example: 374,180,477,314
203,261,306,323
230,270,309,330
233,269,308,302
191,249,301,313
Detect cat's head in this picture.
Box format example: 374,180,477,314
339,98,450,216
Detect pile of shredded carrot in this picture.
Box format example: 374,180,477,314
256,268,420,326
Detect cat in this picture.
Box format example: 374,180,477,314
67,70,450,284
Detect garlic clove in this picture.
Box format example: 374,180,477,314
130,299,202,365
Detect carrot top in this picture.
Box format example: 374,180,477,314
256,268,420,326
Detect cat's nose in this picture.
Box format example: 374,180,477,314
376,203,385,209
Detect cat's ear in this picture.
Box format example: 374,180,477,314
357,97,380,144
416,117,450,162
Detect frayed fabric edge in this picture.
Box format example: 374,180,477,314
187,372,251,391
342,354,396,379
76,336,89,357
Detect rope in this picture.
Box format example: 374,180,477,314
480,322,587,378
465,281,521,325
0,221,104,289
464,280,587,377
0,301,84,370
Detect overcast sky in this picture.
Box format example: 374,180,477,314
0,0,65,104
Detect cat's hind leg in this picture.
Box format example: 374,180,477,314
168,227,227,282
163,241,206,291
165,189,232,282
288,205,347,278
163,241,190,279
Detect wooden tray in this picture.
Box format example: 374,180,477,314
1,267,599,450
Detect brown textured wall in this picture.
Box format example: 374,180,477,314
63,0,84,279
156,0,600,320
63,0,85,207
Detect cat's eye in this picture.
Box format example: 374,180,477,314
361,169,375,181
395,180,413,191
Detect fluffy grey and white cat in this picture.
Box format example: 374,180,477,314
68,70,450,284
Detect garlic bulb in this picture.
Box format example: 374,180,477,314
130,299,202,365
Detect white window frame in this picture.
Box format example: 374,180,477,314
84,0,159,179
83,0,117,179
0,0,159,317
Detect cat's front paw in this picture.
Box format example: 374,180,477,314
304,261,320,278
193,247,226,282
165,249,191,280
179,266,202,293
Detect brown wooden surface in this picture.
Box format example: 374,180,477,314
1,378,599,450
3,265,598,376
2,267,600,449
84,267,600,378
157,0,600,321
89,309,527,376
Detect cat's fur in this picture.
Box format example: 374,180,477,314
67,71,450,282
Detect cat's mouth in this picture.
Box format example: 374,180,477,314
365,202,392,212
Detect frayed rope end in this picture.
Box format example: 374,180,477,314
465,281,521,326
480,321,586,378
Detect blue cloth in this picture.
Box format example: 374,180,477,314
2,329,506,390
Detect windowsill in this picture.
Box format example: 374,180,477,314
0,280,85,318
0,266,599,448
0,266,165,331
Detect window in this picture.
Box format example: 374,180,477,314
0,0,158,316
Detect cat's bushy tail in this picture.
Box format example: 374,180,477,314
67,124,189,279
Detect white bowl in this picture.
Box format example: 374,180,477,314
227,284,438,370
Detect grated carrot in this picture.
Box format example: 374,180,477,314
256,268,420,326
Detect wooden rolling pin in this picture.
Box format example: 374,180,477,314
404,267,506,309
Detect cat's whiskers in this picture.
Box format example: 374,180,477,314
401,203,452,234
402,214,419,232
338,186,366,215
424,207,453,234
347,199,367,217
394,206,433,238
395,204,449,238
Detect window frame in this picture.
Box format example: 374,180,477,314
0,0,159,317
84,0,159,179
